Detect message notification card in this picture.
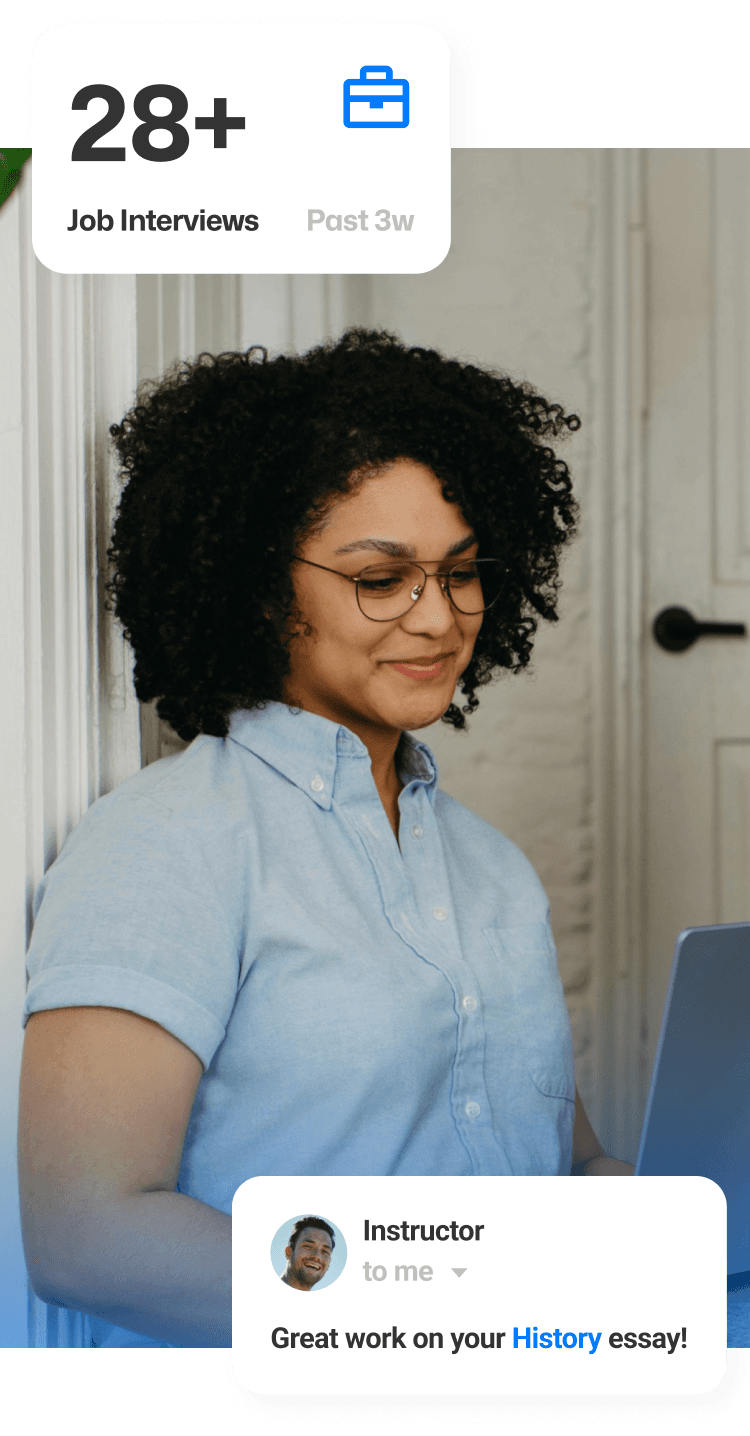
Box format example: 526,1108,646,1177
233,1176,726,1396
31,22,449,275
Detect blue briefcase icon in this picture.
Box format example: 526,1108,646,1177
343,66,410,129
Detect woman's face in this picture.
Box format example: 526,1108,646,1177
282,459,484,742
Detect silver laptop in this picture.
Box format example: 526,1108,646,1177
635,923,750,1277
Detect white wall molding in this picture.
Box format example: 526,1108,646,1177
590,150,648,1161
87,274,141,795
5,170,141,1346
20,224,141,888
0,168,34,1348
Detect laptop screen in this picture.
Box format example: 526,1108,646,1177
636,923,750,1275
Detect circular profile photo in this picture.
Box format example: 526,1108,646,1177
270,1214,347,1292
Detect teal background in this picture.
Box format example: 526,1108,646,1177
5,0,747,1430
1,0,747,145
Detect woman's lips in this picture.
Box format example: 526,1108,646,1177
388,658,447,680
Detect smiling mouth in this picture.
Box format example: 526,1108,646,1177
385,652,455,667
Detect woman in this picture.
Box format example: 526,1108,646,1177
18,329,632,1351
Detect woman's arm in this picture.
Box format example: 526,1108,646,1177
18,1006,231,1346
571,1086,634,1175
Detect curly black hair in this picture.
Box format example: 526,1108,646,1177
107,327,580,741
288,1217,335,1253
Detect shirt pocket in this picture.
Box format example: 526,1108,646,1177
482,920,575,1101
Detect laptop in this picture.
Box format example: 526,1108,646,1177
635,922,750,1279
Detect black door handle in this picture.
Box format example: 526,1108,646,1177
653,605,747,653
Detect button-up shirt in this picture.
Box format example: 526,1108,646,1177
24,701,575,1342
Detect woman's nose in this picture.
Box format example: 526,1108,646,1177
405,573,455,626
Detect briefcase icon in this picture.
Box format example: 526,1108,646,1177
343,66,410,129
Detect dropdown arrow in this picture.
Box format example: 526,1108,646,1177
452,1268,467,1277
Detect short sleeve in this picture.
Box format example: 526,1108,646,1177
23,792,241,1069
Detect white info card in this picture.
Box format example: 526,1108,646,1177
31,23,450,274
233,1175,726,1396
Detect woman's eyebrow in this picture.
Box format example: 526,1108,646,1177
333,533,477,557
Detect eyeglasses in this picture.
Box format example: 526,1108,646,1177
292,556,508,622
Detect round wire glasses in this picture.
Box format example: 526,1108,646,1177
292,556,508,622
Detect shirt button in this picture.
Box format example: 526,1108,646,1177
412,824,423,839
432,907,448,921
310,775,324,792
465,1101,481,1120
461,995,478,1012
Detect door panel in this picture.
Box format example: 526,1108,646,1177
714,151,750,585
716,741,750,923
645,150,750,1072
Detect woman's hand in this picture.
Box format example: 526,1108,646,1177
571,1087,635,1175
18,1006,231,1346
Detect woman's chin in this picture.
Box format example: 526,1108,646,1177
392,691,456,731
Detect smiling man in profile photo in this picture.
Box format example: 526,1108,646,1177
281,1217,335,1291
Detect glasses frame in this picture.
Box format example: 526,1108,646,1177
291,555,507,622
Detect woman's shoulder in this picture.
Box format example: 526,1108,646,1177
41,735,256,907
70,734,244,835
26,734,245,1069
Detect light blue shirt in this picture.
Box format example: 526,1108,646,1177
24,700,575,1344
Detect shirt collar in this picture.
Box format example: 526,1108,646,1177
227,701,438,810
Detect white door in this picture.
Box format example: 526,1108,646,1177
644,150,750,1078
